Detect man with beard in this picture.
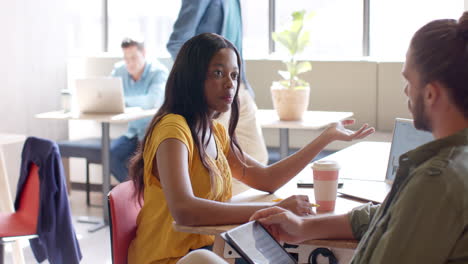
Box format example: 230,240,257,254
178,11,468,264
248,11,468,264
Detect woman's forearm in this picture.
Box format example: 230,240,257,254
244,133,333,193
172,197,273,226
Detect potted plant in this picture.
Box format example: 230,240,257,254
271,10,314,121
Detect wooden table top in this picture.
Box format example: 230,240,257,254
35,108,157,123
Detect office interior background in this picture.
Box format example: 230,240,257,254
1,0,467,200
0,1,467,262
1,0,466,141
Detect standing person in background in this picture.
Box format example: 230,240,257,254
167,0,269,165
110,37,168,182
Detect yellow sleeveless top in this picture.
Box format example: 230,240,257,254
127,114,233,264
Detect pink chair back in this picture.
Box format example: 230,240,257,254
108,181,143,264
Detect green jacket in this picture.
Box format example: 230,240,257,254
349,128,468,264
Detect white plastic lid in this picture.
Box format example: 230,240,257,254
311,160,340,171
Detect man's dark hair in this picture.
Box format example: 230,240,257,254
410,11,468,118
121,37,144,51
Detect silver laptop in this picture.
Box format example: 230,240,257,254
75,77,125,114
338,118,434,203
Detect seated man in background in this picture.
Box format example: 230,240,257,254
110,37,168,182
167,0,269,165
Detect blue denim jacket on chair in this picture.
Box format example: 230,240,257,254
15,137,82,264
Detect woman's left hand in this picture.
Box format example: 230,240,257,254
322,119,375,142
275,195,315,216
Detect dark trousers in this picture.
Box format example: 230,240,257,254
110,135,138,182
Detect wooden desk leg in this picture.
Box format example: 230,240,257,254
213,235,235,264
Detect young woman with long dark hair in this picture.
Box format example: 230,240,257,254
126,33,374,264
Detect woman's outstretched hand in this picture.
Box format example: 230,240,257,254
323,119,375,142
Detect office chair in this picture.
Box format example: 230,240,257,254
108,181,142,264
0,163,39,264
58,138,102,206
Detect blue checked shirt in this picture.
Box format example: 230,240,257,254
111,60,168,140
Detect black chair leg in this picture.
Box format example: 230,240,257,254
0,242,4,264
86,161,91,206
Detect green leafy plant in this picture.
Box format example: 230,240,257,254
272,10,314,90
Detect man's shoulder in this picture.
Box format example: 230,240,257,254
413,145,468,188
147,59,168,74
112,60,127,76
423,145,468,171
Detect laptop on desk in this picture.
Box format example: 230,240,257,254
337,118,434,203
75,77,126,114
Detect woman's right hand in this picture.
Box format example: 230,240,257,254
322,119,375,142
275,195,314,216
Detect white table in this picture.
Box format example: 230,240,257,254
257,110,354,159
174,141,391,263
0,133,27,264
0,134,26,215
35,109,156,229
317,141,391,181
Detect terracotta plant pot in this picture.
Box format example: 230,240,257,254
271,86,310,121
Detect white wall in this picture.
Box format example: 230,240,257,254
0,0,68,140
465,0,468,10
377,62,411,131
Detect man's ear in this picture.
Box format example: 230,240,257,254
424,81,442,107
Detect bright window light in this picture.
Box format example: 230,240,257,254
275,0,363,59
370,0,464,60
108,0,181,58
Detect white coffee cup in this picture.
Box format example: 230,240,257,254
311,160,340,212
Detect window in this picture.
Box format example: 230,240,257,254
274,0,363,59
67,0,466,60
370,0,464,60
67,0,104,55
107,0,181,58
241,0,270,59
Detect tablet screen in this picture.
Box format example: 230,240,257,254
224,221,296,264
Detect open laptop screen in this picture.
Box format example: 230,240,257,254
75,77,125,114
386,118,434,182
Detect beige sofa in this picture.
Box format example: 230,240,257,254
247,59,410,149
